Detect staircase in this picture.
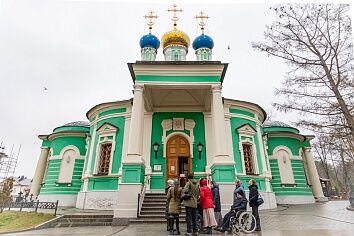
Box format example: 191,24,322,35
50,214,113,227
130,192,186,223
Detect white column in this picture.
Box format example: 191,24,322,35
30,147,49,197
303,147,327,201
125,84,145,164
203,112,213,173
211,85,229,159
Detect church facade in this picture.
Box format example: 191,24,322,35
29,7,326,219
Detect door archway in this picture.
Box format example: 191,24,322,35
166,135,191,186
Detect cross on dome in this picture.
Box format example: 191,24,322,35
167,4,183,29
195,11,209,34
144,11,158,33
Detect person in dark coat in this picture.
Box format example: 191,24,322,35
233,179,245,206
182,174,200,236
216,191,247,232
248,179,261,231
211,181,222,227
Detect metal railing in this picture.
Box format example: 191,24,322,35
0,200,59,216
137,175,150,218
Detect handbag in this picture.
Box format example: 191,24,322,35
256,194,264,206
180,191,192,201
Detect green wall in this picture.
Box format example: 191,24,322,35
150,112,206,189
51,136,87,156
267,135,312,196
40,133,88,195
267,137,302,156
270,159,312,196
40,159,85,195
88,177,119,191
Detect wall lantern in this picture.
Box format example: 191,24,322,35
197,142,204,160
153,142,160,159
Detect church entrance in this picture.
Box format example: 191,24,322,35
166,135,191,187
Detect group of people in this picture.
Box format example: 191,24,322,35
165,174,262,236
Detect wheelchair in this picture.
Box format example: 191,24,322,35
228,210,256,235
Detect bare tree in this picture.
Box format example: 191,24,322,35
252,4,354,138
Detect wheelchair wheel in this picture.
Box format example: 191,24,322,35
229,216,240,235
196,213,203,232
238,212,256,233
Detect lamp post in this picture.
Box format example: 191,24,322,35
153,142,160,159
197,142,204,160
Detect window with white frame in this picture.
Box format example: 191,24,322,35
94,122,118,176
237,123,259,175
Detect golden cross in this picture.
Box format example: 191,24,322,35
144,11,158,33
167,4,183,29
195,11,209,33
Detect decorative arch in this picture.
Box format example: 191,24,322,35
163,131,194,158
58,145,80,158
273,146,295,184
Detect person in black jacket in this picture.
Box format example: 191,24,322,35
216,191,247,232
211,181,222,227
248,179,261,231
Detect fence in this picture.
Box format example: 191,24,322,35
0,200,59,216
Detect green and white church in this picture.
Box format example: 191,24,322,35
29,7,326,219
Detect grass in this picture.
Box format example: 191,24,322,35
0,211,55,233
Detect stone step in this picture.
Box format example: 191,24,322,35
140,208,186,212
140,211,186,217
130,218,186,223
142,202,168,206
140,209,186,213
63,214,113,219
56,222,112,227
57,218,113,223
143,199,166,203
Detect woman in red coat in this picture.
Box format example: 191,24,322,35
199,179,217,234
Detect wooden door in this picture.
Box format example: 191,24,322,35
166,135,190,182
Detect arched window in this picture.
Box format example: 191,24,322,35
275,149,295,184
58,149,77,183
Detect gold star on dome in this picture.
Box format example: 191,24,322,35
167,4,183,29
195,11,209,34
144,11,158,33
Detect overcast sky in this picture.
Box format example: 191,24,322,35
0,0,352,178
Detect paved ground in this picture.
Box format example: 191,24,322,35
2,201,353,236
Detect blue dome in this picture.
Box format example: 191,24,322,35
192,34,214,50
139,33,160,49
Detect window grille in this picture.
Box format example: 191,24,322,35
243,143,254,175
98,143,112,175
